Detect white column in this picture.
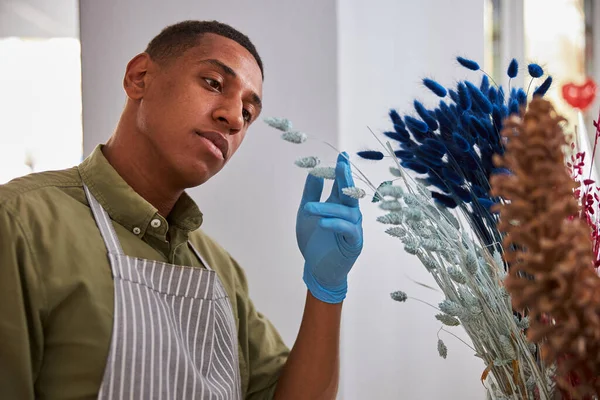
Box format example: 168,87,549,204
500,0,525,88
337,1,485,398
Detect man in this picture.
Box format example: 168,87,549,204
0,20,363,399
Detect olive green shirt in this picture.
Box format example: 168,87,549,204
0,145,289,400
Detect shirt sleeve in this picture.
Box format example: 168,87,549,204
230,257,290,400
0,206,45,399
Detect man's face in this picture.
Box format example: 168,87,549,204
134,33,263,188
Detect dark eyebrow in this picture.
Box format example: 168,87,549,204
199,59,236,77
251,93,262,110
199,58,262,111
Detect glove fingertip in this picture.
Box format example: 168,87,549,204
300,174,324,206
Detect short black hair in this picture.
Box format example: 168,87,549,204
144,20,264,78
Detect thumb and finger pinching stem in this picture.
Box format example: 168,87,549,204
263,116,378,202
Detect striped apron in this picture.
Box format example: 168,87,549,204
83,185,242,399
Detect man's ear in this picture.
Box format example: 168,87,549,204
123,53,152,100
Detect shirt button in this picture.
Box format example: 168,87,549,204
133,227,141,235
151,219,161,228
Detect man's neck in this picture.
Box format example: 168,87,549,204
102,133,182,218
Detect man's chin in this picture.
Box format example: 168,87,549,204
179,164,221,189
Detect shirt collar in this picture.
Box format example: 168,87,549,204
78,144,203,238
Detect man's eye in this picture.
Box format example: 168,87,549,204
242,109,252,122
204,78,222,91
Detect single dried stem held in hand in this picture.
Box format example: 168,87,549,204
490,97,600,398
264,116,383,197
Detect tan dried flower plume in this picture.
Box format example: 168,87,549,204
490,97,600,398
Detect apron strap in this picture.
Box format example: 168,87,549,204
83,184,125,256
84,183,211,267
188,242,214,272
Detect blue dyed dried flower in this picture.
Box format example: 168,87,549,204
456,56,480,71
357,150,385,160
507,58,519,78
527,63,544,78
533,76,553,97
423,78,448,97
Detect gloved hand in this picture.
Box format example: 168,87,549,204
296,152,363,304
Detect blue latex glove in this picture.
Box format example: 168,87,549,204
296,152,363,303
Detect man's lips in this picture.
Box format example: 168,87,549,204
195,131,228,160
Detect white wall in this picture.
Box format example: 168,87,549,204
337,1,485,398
80,1,485,398
0,0,79,38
